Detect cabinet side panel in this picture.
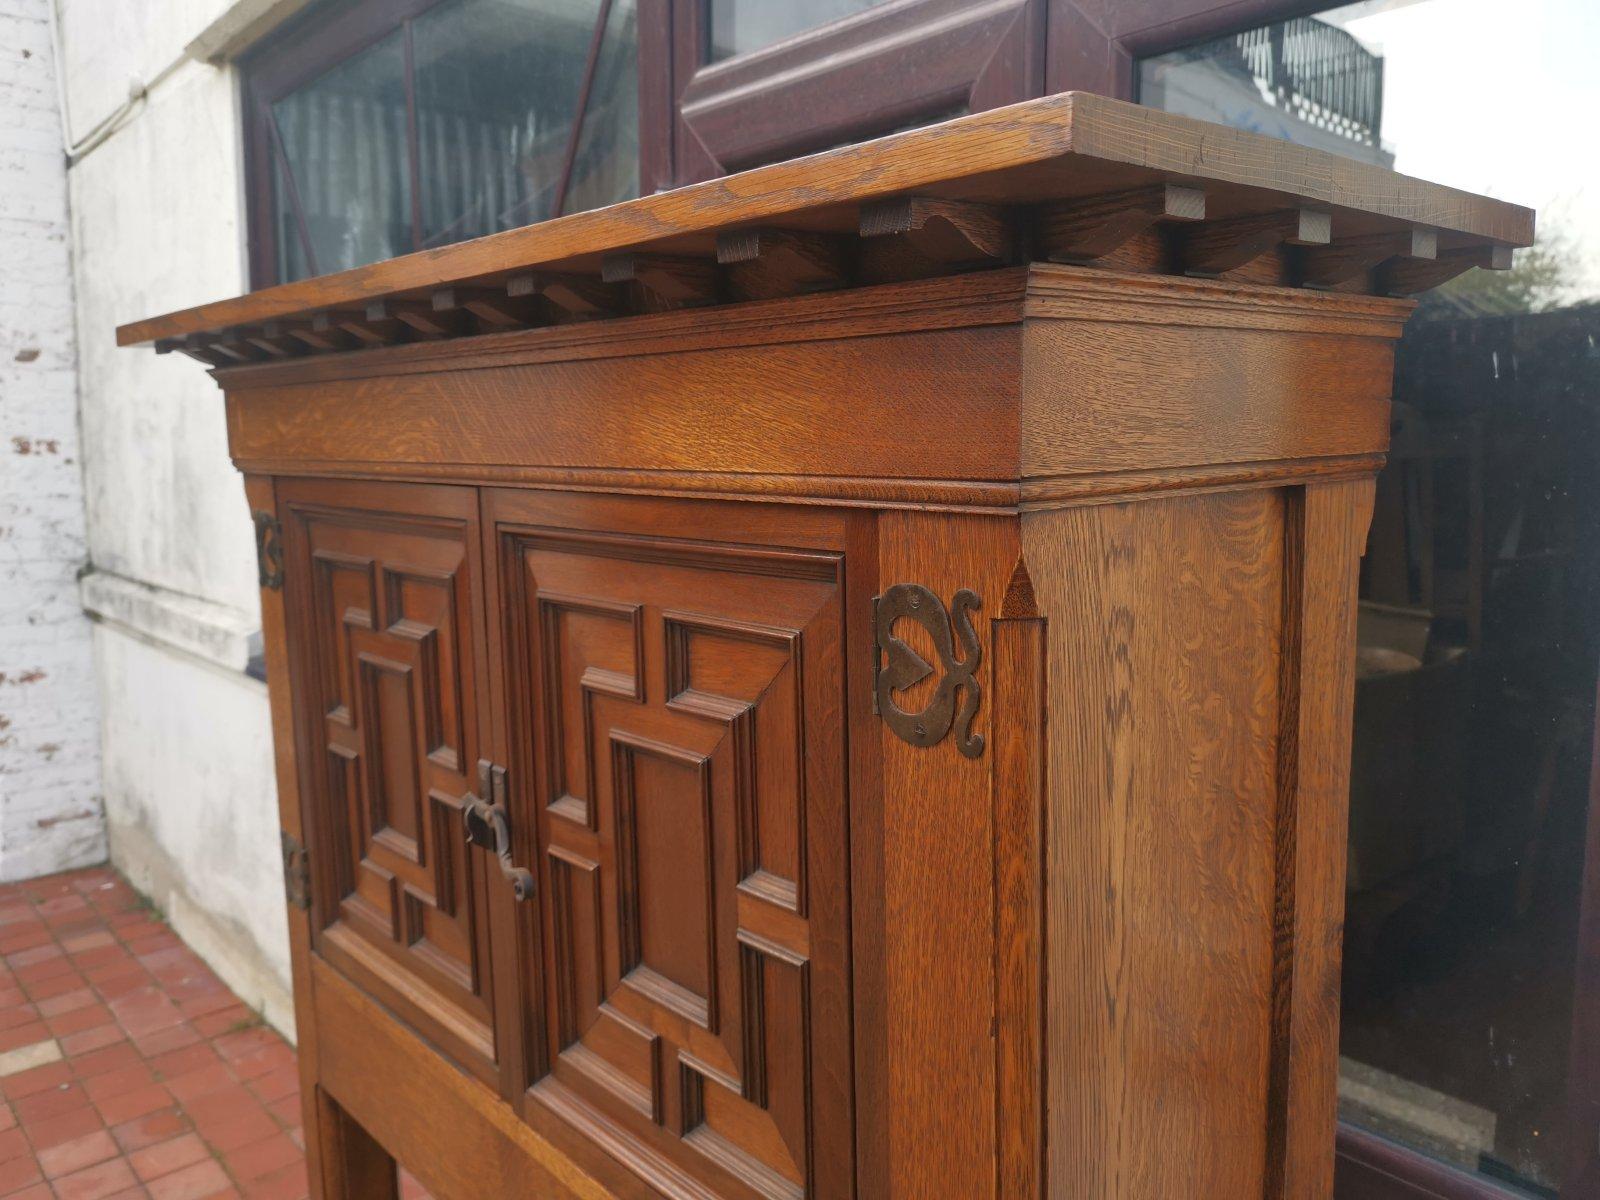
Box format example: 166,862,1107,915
1030,491,1286,1198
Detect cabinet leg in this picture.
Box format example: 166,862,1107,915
308,1086,399,1200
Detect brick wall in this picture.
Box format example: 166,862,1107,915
0,0,105,879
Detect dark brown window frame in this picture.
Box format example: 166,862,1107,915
665,0,1045,182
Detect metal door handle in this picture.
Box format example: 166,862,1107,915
463,760,534,901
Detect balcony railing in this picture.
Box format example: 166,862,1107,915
1228,17,1384,147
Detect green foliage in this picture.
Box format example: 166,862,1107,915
1419,215,1578,320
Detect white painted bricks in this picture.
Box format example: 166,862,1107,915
0,0,106,881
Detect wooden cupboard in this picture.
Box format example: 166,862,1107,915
122,94,1533,1199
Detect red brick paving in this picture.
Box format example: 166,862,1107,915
0,868,430,1200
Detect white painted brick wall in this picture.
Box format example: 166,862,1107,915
0,0,106,879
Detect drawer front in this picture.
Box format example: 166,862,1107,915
489,493,854,1199
279,479,501,1081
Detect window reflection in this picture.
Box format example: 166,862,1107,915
706,0,889,61
268,0,640,283
1144,2,1598,1193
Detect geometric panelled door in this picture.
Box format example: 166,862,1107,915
490,493,854,1199
279,481,501,1084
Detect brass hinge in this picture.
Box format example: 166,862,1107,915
253,511,284,590
281,830,310,911
872,583,985,758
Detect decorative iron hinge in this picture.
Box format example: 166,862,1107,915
872,583,985,758
253,511,284,591
281,830,310,911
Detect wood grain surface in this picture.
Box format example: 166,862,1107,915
220,181,1407,1195
1029,490,1288,1197
874,511,1020,1200
118,92,1529,348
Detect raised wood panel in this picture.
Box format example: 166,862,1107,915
280,479,500,1082
1026,480,1371,1198
1031,490,1284,1196
487,492,852,1199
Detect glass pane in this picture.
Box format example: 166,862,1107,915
271,149,312,283
412,0,604,245
707,0,890,62
1145,3,1600,1194
271,30,412,280
562,0,639,215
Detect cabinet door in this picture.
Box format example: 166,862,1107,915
486,492,855,1200
279,479,503,1083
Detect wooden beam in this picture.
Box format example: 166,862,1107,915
1038,184,1205,263
859,196,1012,265
1297,228,1436,290
1181,209,1331,277
602,252,719,310
716,228,851,299
1378,243,1513,296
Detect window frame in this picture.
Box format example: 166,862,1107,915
664,0,1045,182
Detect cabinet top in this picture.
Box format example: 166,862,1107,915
118,91,1533,356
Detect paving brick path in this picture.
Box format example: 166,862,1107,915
0,866,428,1200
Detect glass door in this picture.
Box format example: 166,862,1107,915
1139,2,1600,1194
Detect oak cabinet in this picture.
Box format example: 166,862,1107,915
124,95,1532,1199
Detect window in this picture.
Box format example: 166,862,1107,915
244,0,640,286
1143,4,1600,1196
245,1,1053,279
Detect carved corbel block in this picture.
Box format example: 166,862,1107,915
325,307,406,347
371,298,468,339
602,252,719,310
507,271,626,319
244,322,307,358
716,227,851,299
1181,208,1331,276
859,196,1013,270
431,286,546,331
158,336,229,367
284,318,355,353
1378,243,1514,296
1298,227,1437,289
1038,183,1205,263
206,329,269,363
